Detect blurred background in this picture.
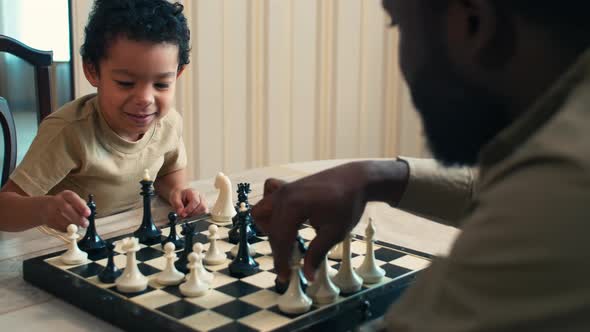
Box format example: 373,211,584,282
1,0,428,181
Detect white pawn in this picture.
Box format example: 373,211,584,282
328,242,343,260
211,172,236,225
115,237,148,293
332,233,363,294
179,253,209,297
327,264,338,278
156,242,185,286
307,255,340,304
277,263,312,314
60,224,88,265
356,218,385,284
193,243,214,284
204,224,227,265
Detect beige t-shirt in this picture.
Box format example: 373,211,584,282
10,94,187,217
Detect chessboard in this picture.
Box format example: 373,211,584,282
23,215,432,332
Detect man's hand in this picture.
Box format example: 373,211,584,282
42,190,90,232
169,188,208,218
252,162,371,282
251,160,409,283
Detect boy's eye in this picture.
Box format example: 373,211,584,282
115,80,134,87
155,83,171,89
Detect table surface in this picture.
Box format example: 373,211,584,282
0,159,459,331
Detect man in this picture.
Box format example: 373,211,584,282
252,0,590,331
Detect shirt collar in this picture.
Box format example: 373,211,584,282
479,48,590,168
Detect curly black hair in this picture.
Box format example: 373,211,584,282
80,0,190,71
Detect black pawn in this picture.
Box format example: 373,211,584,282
98,242,122,283
161,212,184,250
229,204,259,278
134,176,162,245
78,194,106,255
175,222,196,274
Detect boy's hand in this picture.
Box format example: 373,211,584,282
170,188,208,218
43,190,90,232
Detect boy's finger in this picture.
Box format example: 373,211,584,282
62,191,91,217
197,193,209,213
59,203,89,229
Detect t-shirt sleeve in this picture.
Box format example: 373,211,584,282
158,112,187,177
9,118,80,196
397,157,477,227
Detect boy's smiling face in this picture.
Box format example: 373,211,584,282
84,36,182,141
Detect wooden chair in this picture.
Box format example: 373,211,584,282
0,97,16,187
0,34,53,124
0,35,53,186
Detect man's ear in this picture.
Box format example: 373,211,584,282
447,0,514,68
83,62,100,87
176,65,186,79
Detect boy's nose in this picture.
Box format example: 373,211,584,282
134,86,155,108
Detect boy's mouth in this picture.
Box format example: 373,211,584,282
125,112,157,125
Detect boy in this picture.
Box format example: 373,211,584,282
0,0,207,232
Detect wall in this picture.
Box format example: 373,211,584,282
71,0,427,180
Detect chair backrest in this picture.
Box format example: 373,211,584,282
0,97,16,187
0,34,53,124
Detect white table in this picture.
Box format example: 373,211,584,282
0,159,459,331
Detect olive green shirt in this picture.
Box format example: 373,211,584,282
10,94,187,217
385,49,590,331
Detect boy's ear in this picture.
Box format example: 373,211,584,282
176,65,186,78
83,62,100,87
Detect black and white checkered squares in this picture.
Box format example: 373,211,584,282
40,217,430,331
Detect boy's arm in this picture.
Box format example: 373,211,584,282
154,169,208,218
0,180,89,232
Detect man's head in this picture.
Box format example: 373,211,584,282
80,0,190,141
382,0,590,166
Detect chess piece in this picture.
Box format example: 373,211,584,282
228,183,255,244
210,172,236,225
192,243,214,284
175,222,197,274
98,241,122,283
228,203,260,278
203,224,227,265
277,246,312,314
156,242,185,286
230,240,256,258
179,252,209,297
133,169,162,245
115,237,148,293
77,194,106,255
307,255,340,304
356,218,385,284
274,240,308,294
332,233,363,294
161,212,184,250
328,242,343,260
60,224,88,265
228,219,254,244
327,263,338,278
